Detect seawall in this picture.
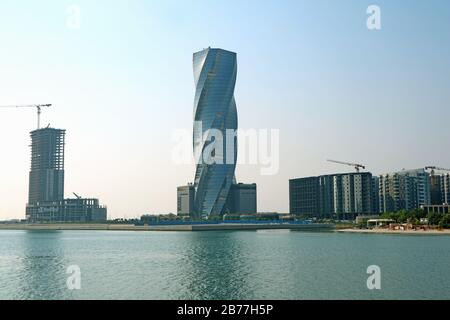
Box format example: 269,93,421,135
0,223,335,232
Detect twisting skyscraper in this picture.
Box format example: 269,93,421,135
193,48,238,217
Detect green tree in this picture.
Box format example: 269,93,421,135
440,214,450,228
427,212,441,226
415,208,426,219
380,212,392,220
398,210,409,223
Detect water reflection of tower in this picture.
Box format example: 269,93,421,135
177,232,253,299
15,231,72,300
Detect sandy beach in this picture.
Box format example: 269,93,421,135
337,228,450,235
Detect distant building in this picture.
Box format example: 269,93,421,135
26,198,107,223
290,172,374,219
289,176,320,217
333,173,373,217
430,173,450,205
379,173,417,212
430,174,443,205
224,183,257,215
379,169,431,213
28,128,66,204
372,176,380,214
421,204,450,215
177,184,195,216
406,169,431,206
443,174,450,204
140,215,158,224
26,127,107,223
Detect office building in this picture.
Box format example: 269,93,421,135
224,183,257,215
177,184,195,216
290,172,374,219
289,176,320,217
192,48,238,217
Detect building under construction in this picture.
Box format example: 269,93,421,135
26,127,107,223
28,128,66,204
289,172,375,219
26,198,107,223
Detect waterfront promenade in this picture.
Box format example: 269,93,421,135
0,222,334,232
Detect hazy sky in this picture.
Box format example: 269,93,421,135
1,0,449,220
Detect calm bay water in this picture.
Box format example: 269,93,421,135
0,230,449,300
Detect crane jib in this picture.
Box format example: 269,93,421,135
0,104,52,129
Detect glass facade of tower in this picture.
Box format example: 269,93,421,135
192,48,238,217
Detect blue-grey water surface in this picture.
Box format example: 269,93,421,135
0,230,449,300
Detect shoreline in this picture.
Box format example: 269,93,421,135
0,223,334,232
2,224,448,235
337,228,450,236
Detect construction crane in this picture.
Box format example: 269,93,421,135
327,159,366,173
425,166,450,176
73,192,82,199
0,104,52,129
